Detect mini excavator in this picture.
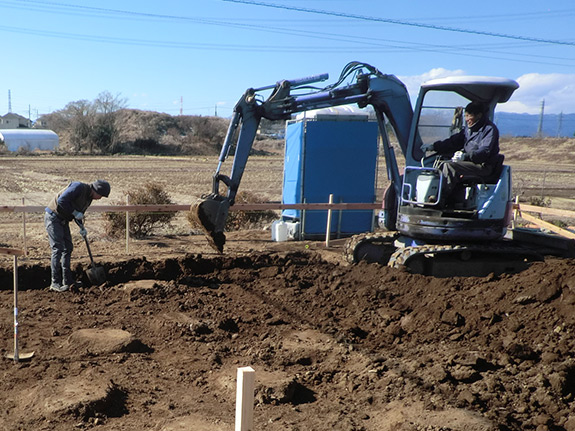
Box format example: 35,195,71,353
190,62,574,277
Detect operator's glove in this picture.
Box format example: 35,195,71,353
421,143,435,153
79,227,87,238
72,210,84,221
451,151,465,162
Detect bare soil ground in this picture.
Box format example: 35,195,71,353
1,139,575,431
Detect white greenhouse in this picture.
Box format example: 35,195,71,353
0,129,59,152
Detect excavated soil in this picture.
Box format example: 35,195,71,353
2,230,575,431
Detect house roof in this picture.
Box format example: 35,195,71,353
2,112,28,120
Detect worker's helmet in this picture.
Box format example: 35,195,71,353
91,179,111,197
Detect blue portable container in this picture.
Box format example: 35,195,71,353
282,112,379,239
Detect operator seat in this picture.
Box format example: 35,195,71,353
448,154,506,209
486,154,506,183
459,154,505,186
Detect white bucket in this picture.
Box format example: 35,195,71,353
271,220,288,242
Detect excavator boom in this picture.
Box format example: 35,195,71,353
191,62,414,252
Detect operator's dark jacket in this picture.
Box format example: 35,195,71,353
46,182,94,221
434,115,500,166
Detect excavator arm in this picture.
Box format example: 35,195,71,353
191,62,414,252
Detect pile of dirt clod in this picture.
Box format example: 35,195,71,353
1,251,575,430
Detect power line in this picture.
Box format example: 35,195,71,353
223,0,575,47
3,1,574,57
5,0,575,27
1,0,573,68
1,22,573,68
408,9,575,24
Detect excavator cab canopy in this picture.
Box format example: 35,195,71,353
407,76,519,167
420,76,519,104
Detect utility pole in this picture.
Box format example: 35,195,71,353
180,96,183,116
215,104,218,117
557,112,563,138
536,99,545,138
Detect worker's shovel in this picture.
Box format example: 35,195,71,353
3,249,35,362
75,220,107,286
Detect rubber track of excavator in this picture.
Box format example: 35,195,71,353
343,231,400,264
345,232,545,277
388,243,544,276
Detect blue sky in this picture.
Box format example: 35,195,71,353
1,0,574,119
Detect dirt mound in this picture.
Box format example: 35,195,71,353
66,328,150,355
113,109,229,155
1,250,575,430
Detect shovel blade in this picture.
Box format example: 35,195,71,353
5,351,35,362
87,265,106,285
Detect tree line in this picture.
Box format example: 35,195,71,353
39,92,231,155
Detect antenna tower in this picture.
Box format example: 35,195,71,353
8,89,12,113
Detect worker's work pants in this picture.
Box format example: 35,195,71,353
44,211,74,286
441,161,495,199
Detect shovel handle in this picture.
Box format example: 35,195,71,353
73,218,84,230
74,219,96,266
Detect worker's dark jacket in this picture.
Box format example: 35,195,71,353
434,116,500,166
46,182,93,222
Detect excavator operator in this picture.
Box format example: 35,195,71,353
421,101,501,203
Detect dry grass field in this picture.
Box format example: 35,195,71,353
1,137,575,431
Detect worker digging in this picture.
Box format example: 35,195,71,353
44,179,111,292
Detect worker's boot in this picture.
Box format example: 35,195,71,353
49,282,69,292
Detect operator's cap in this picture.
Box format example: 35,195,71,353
91,179,111,197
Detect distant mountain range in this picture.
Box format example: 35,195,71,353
495,112,575,138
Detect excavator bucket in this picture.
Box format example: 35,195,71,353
189,195,230,253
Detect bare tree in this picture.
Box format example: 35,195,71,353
66,100,95,152
94,91,127,114
91,91,128,153
38,100,94,152
39,93,126,153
